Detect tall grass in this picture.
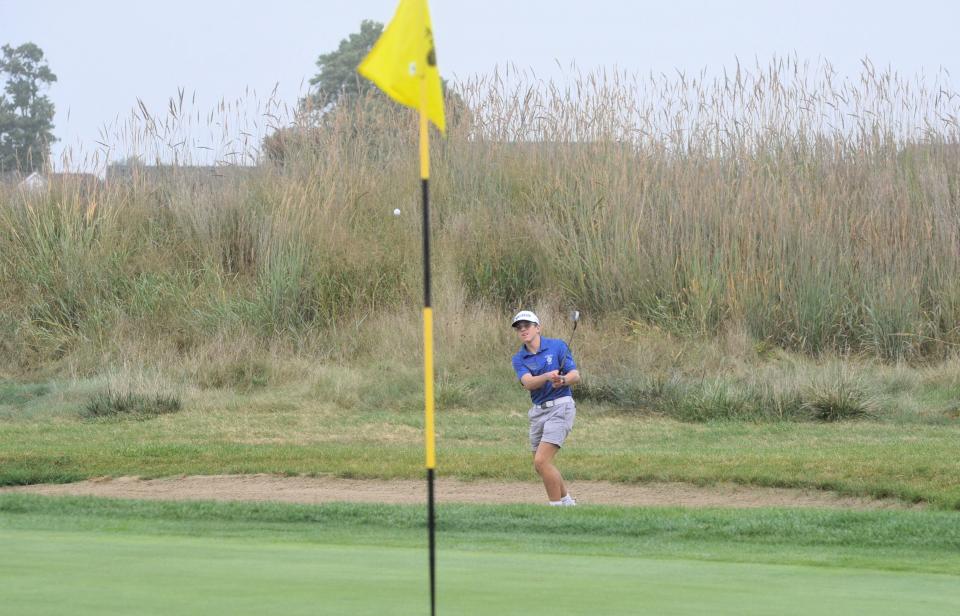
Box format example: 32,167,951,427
1,56,959,374
450,59,960,359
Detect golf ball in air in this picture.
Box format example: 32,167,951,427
393,208,401,216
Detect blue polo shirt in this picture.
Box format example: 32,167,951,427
512,336,577,405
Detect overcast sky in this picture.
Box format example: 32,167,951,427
3,0,959,170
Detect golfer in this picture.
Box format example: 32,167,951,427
510,310,579,506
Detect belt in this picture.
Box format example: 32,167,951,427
535,396,573,410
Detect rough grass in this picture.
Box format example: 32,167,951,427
577,373,881,423
2,352,960,508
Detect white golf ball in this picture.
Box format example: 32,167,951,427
393,208,401,216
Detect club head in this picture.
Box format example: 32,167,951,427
569,310,580,325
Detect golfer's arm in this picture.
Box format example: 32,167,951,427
520,373,551,391
563,370,580,386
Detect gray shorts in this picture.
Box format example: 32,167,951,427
528,398,576,451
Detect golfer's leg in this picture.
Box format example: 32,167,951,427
533,442,566,501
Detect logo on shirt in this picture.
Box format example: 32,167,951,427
545,354,553,365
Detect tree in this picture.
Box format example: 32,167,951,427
264,20,470,166
301,20,383,111
0,42,57,172
263,20,392,165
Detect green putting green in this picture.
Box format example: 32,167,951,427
3,528,958,615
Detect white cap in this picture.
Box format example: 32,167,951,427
511,310,540,327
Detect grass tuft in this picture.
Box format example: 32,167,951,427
82,390,182,420
800,379,879,422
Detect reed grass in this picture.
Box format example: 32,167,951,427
1,56,959,375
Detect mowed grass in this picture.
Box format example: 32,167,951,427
1,496,959,615
5,533,957,616
2,382,960,508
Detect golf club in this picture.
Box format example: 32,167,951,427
559,309,580,375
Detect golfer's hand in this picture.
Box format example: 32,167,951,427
548,371,565,386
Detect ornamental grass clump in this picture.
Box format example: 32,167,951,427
800,379,879,422
82,389,182,419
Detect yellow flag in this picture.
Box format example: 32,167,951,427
358,0,446,134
